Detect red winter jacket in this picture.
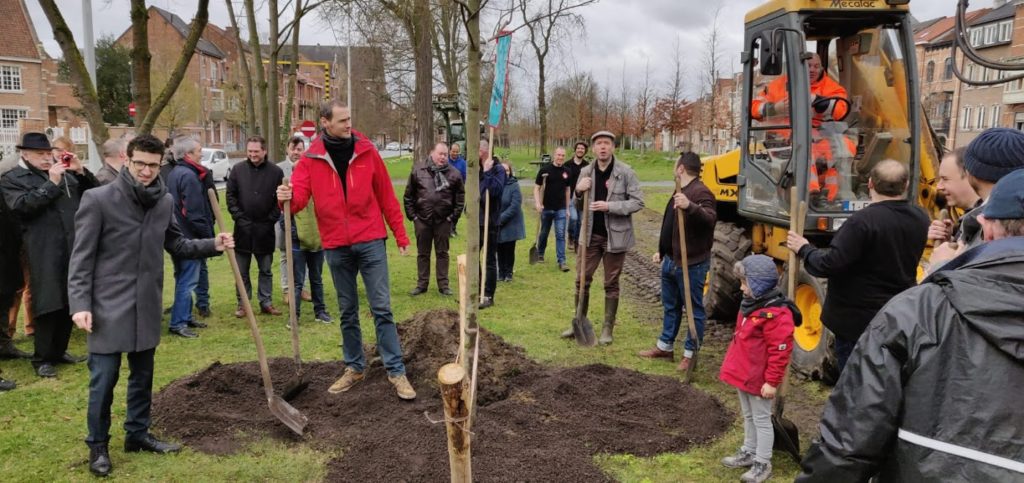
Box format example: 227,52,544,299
288,130,409,249
719,305,795,396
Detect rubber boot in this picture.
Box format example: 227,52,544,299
600,297,618,345
562,291,590,338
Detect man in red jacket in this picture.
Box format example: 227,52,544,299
277,100,416,400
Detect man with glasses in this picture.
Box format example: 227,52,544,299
1,132,97,378
68,134,233,477
166,137,215,337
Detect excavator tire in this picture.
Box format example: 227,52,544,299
704,222,752,321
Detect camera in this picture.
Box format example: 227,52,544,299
60,151,74,167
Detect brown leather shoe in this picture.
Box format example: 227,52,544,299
638,346,674,361
676,356,692,372
261,305,283,316
301,290,312,302
234,306,245,318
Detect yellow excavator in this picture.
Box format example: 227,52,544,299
699,0,946,383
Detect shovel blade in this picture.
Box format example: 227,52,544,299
269,395,309,436
281,375,309,402
529,245,540,264
771,414,801,463
682,350,699,384
572,316,597,347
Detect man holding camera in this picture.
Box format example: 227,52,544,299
0,132,97,378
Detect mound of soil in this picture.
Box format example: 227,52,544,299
152,309,732,482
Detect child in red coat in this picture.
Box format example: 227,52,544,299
718,254,800,483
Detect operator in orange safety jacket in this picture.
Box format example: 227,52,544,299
751,53,854,203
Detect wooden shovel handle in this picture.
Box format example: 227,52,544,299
282,181,301,366
675,177,697,352
208,188,276,401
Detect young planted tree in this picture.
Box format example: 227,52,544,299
244,0,268,136
701,8,723,154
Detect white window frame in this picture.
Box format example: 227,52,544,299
0,65,23,92
971,28,982,47
962,106,973,130
985,25,996,45
978,106,988,130
211,88,224,111
0,107,27,128
1000,20,1013,42
992,104,1002,128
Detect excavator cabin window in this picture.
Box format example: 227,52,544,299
743,22,913,223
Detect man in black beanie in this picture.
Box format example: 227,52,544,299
931,127,1024,268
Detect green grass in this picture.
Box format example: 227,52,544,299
0,186,804,481
385,146,679,183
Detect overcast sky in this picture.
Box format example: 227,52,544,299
27,0,979,102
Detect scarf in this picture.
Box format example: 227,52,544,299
740,287,803,327
322,132,354,151
428,161,451,192
120,165,167,210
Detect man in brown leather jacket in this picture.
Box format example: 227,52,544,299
403,142,465,296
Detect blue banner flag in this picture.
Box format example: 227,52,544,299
488,32,512,128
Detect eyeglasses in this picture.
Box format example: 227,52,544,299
131,160,162,172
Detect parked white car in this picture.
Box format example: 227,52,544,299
385,141,401,151
200,148,233,182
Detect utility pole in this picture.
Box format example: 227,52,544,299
82,0,100,170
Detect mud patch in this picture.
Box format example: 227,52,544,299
153,309,732,481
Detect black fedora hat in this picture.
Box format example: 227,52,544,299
16,132,53,151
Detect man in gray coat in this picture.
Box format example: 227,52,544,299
561,131,644,344
67,134,233,477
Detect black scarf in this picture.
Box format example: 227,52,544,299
740,288,803,327
322,133,355,195
427,161,451,192
120,165,167,210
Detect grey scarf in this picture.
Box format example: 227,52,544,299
120,165,167,210
428,161,451,192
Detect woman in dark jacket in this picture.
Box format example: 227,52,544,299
497,162,525,281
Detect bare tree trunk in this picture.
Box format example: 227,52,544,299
412,0,433,163
245,0,268,136
282,0,304,152
226,0,257,138
537,56,548,153
138,0,211,134
129,0,151,124
37,0,110,147
268,0,281,161
463,0,482,377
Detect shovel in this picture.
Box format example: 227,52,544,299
571,188,597,347
529,174,548,264
280,191,308,401
675,176,700,384
207,188,308,436
480,189,491,304
772,186,805,462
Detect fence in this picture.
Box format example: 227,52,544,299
0,127,18,161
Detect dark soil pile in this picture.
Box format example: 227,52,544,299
152,309,732,482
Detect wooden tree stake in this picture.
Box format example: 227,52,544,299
438,363,472,483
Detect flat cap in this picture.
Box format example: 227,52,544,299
590,130,616,143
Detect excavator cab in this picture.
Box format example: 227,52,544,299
739,3,921,229
702,0,941,383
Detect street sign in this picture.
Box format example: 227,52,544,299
128,102,136,118
299,120,316,138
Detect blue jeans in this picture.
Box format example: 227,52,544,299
292,249,326,317
537,209,567,264
170,257,200,330
835,335,857,375
568,204,580,242
195,258,210,311
657,258,710,356
324,239,405,376
86,349,155,447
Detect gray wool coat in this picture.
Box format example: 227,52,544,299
68,174,220,354
575,158,644,253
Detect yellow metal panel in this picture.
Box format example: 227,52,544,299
745,0,909,23
701,149,741,203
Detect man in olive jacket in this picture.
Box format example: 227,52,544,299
562,131,644,342
68,134,233,477
403,142,465,296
